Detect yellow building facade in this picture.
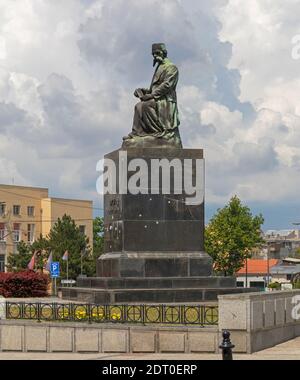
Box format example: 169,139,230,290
0,184,93,271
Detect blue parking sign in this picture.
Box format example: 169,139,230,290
51,262,60,278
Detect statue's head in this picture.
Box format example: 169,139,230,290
152,43,167,66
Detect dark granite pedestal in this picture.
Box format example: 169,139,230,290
62,275,249,303
97,252,212,278
62,148,256,303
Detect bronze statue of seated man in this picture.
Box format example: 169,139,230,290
123,43,182,148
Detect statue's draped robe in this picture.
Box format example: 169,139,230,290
132,58,181,143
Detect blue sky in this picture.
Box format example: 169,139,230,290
206,202,300,231
0,0,300,230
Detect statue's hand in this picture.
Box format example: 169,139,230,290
134,88,150,98
140,94,154,102
134,88,143,98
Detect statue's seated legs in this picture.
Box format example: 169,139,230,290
123,99,161,140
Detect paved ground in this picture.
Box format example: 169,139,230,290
0,337,299,360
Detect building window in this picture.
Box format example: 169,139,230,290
27,224,35,243
0,203,6,216
79,225,86,235
249,281,265,289
13,205,21,216
0,255,5,272
0,223,5,241
13,223,21,242
27,206,35,217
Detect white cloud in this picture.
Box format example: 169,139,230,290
0,0,299,219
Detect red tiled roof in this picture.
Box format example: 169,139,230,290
238,259,279,275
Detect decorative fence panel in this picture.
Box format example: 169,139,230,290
5,302,218,326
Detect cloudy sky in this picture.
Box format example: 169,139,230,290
0,0,300,229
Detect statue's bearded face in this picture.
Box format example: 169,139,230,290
152,50,165,66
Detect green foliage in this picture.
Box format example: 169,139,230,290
48,214,91,280
93,217,104,257
268,281,281,290
293,280,300,289
205,196,264,276
84,217,104,276
6,215,105,279
6,241,32,272
6,236,51,272
32,236,51,271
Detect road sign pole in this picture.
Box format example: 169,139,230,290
50,262,60,295
67,259,69,287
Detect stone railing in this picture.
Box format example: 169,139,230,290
0,291,299,354
218,290,300,353
0,299,219,353
0,320,218,353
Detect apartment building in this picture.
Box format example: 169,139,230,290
263,230,300,259
0,184,93,271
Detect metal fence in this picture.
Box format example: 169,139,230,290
5,302,218,326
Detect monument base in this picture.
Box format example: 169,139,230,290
61,251,255,303
61,146,259,303
97,252,213,278
61,276,254,303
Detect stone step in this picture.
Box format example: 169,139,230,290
62,286,255,304
97,252,213,277
76,276,236,289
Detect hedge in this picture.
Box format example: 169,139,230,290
293,280,300,289
0,271,50,297
268,281,281,290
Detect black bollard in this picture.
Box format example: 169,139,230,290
219,330,235,360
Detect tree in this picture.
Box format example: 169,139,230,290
6,241,32,272
93,217,104,257
6,236,50,272
31,236,51,271
48,214,91,280
83,216,104,276
73,217,105,277
6,215,101,278
205,196,264,276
